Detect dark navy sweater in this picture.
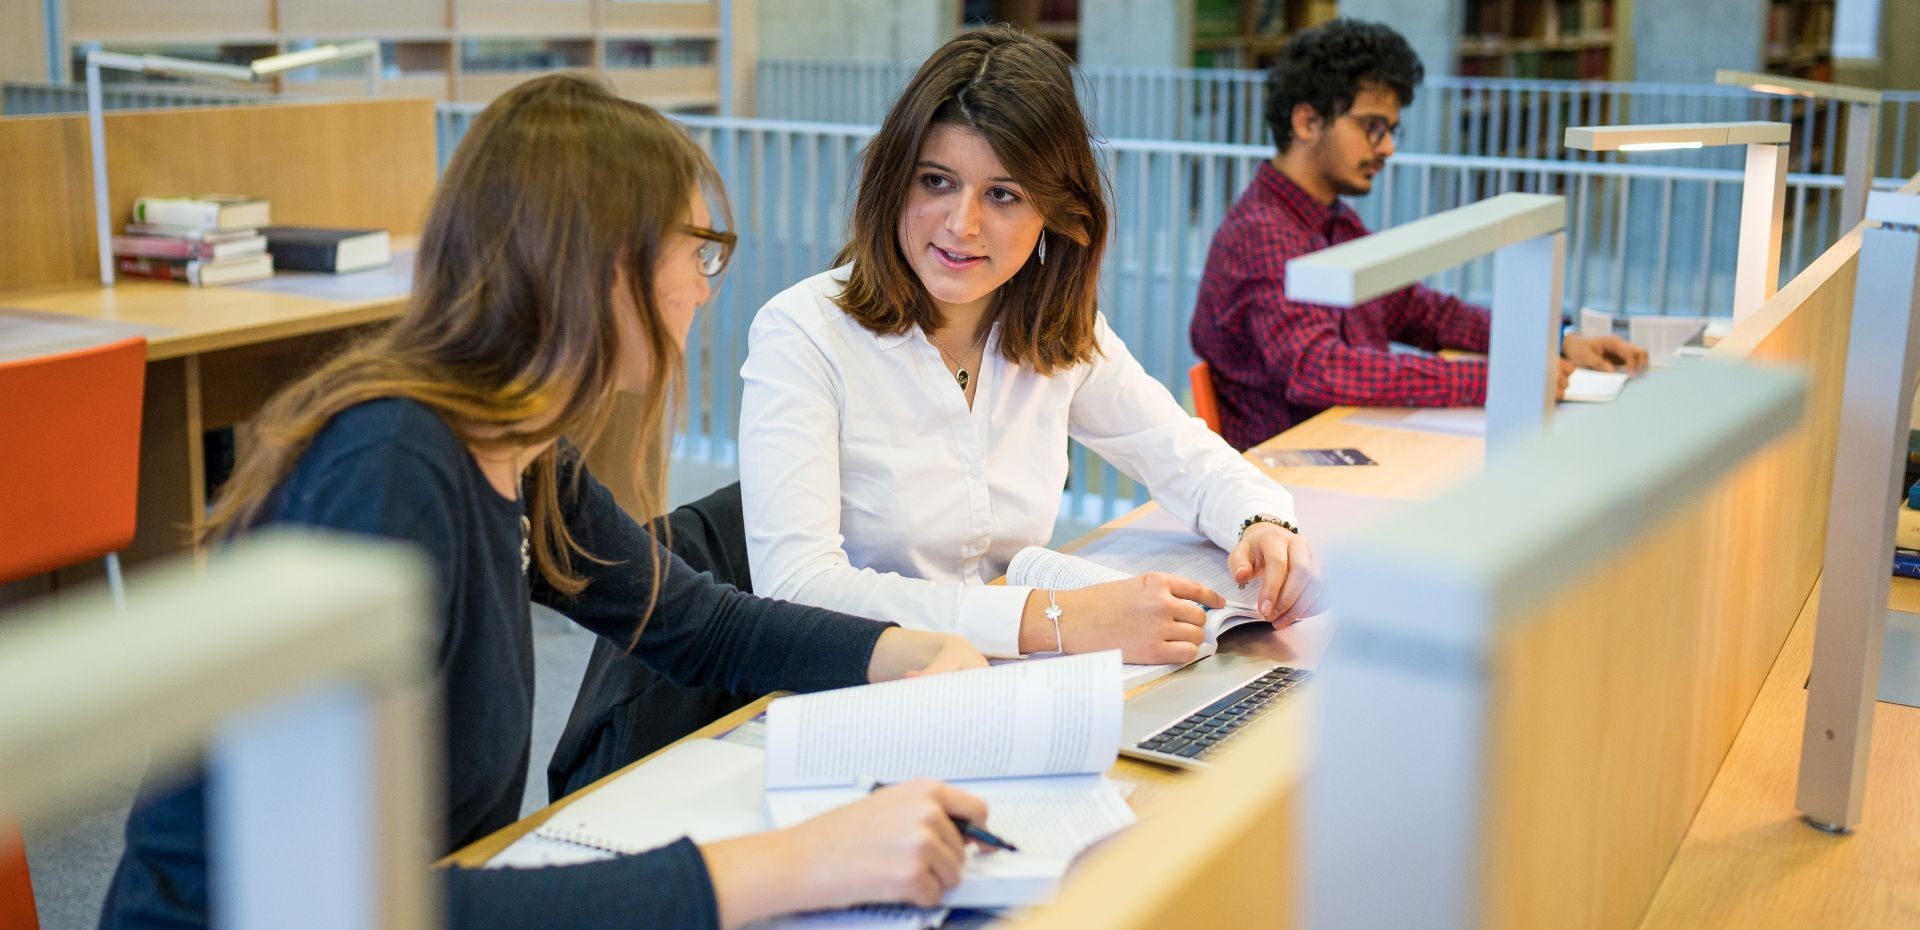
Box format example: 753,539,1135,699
99,398,892,930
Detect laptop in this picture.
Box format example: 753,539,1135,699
1118,652,1307,769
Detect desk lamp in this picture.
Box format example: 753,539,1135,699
1287,193,1567,451
1716,69,1882,228
1564,121,1791,323
85,41,381,286
1798,189,1920,833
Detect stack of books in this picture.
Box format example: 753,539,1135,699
114,195,274,287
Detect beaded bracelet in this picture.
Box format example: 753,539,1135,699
1044,589,1064,654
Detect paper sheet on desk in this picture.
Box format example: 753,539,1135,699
1562,368,1630,403
1346,406,1487,437
230,250,414,301
0,308,171,362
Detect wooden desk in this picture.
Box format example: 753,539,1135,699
0,257,413,568
444,402,1444,868
1638,577,1920,928
447,401,1917,929
0,97,436,581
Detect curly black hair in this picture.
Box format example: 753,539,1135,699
1264,19,1425,153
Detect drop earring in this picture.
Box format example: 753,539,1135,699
1037,233,1047,265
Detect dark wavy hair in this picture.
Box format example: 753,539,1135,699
832,25,1107,374
1264,19,1425,154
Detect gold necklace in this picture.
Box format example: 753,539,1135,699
929,325,989,391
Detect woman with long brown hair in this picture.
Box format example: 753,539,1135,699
735,27,1326,664
101,73,993,930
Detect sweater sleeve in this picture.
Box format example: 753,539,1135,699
443,839,718,930
101,774,725,930
534,449,893,695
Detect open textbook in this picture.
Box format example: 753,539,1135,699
491,654,1137,913
762,652,1138,908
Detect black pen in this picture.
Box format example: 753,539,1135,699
868,781,1020,853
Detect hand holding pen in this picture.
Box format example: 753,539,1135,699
870,780,1018,853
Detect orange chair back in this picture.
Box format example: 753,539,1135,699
1189,361,1223,435
1,820,36,930
0,336,146,583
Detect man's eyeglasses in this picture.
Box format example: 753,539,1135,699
1342,113,1403,148
682,224,737,278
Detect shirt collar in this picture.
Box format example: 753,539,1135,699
1256,161,1356,237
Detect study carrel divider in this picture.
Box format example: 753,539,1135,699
1005,172,1911,930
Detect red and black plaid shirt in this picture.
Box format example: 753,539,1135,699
1191,163,1491,450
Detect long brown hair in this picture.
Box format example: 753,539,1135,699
832,25,1107,374
205,73,724,621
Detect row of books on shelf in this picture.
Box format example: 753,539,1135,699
1768,0,1834,51
113,194,392,287
1458,47,1609,79
1462,0,1614,41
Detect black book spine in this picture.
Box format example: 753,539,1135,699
265,238,340,272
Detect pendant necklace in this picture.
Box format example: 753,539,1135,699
929,324,990,391
517,477,531,575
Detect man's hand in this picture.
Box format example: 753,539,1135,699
1561,333,1649,374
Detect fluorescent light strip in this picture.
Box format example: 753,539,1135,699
1617,141,1706,152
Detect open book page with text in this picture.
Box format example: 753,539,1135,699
764,651,1122,788
762,652,1135,908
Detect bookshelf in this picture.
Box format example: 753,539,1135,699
53,0,746,113
1765,0,1835,81
1457,0,1618,79
1191,0,1340,69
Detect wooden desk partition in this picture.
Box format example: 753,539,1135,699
0,97,436,292
1011,177,1916,929
1311,363,1807,930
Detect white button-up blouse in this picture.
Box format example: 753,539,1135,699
738,267,1296,657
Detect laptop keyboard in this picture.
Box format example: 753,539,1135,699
1132,666,1310,762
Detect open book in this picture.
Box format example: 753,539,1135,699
762,652,1138,908
1006,543,1273,688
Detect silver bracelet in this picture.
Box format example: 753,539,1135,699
1044,589,1064,654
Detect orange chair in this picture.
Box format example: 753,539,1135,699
0,335,145,930
0,335,147,607
1189,361,1223,435
1,820,36,930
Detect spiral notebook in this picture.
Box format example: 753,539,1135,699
521,737,770,857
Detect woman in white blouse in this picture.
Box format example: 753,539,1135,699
739,26,1325,665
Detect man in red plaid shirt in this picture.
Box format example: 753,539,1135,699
1191,20,1645,450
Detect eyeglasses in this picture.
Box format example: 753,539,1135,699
1342,113,1403,148
682,224,737,278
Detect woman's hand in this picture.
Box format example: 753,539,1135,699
1020,573,1222,664
702,780,989,927
867,628,988,682
1227,523,1324,626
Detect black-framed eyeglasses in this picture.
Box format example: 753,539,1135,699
682,224,737,278
1342,113,1403,148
